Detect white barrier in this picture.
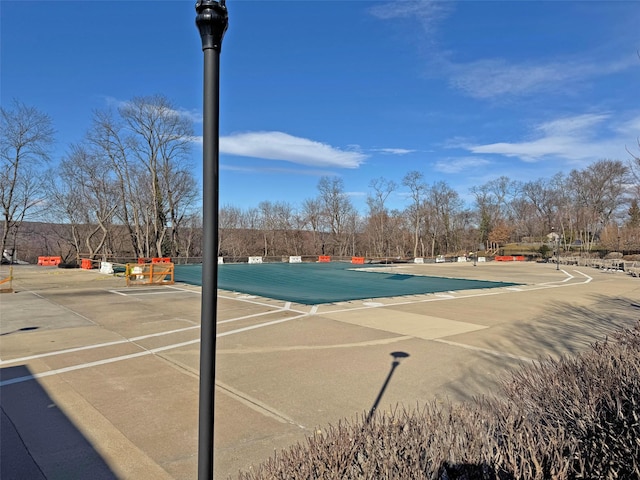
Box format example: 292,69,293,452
457,256,467,262
132,266,144,280
100,261,114,274
218,257,224,264
248,256,263,264
478,257,486,262
435,255,445,263
289,256,302,263
414,257,424,264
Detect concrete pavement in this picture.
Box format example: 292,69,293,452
1,262,639,478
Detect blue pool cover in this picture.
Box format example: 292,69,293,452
174,262,519,305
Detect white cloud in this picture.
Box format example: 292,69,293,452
173,107,202,123
220,163,338,177
446,56,636,100
219,131,367,168
345,191,366,198
467,113,637,163
614,115,640,137
433,156,491,174
368,2,638,101
535,113,609,136
369,0,454,32
104,96,202,122
372,148,416,155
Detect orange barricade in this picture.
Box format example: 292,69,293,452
37,256,62,266
318,255,331,263
138,258,148,264
81,259,93,269
351,256,365,264
495,255,526,262
152,257,172,264
126,263,174,286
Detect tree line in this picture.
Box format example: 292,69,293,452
2,97,640,264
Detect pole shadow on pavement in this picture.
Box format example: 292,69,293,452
366,351,410,424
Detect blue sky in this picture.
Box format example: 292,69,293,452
3,1,640,214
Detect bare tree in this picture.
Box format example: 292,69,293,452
317,176,355,256
119,95,195,257
402,171,426,258
0,100,55,260
48,144,119,263
567,159,628,251
87,95,196,258
301,198,324,255
521,177,560,236
219,204,242,257
365,177,397,257
429,181,464,255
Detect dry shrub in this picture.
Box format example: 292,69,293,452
237,325,640,480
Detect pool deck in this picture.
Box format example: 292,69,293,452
1,262,639,479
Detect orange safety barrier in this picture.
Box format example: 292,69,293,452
126,262,174,286
318,255,331,263
495,255,525,262
37,256,62,266
138,258,148,264
81,259,93,269
0,266,13,293
152,257,172,264
351,256,365,264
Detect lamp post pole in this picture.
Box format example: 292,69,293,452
195,1,228,478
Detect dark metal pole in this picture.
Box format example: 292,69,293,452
195,2,227,478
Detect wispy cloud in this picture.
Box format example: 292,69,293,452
219,131,367,168
345,191,366,199
368,3,638,101
433,156,491,174
446,57,636,99
173,107,202,123
105,95,202,122
369,0,454,33
220,163,338,177
371,147,416,155
467,113,637,163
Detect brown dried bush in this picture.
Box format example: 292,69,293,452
237,325,640,479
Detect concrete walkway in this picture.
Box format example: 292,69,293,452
1,263,639,478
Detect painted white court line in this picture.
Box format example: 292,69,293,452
109,285,201,296
0,325,200,366
1,300,309,366
539,269,574,286
109,288,193,297
0,339,200,387
217,313,310,337
218,293,290,309
218,307,293,325
1,270,596,386
320,269,594,315
573,270,593,282
1,312,315,386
